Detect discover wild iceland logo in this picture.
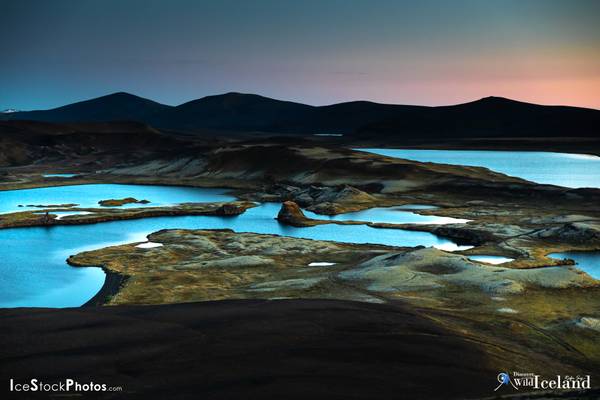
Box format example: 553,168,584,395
494,371,591,392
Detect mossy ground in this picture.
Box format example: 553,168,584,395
68,229,600,378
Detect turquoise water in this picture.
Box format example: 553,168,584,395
548,252,600,279
0,184,235,213
0,195,469,307
303,206,469,225
357,149,600,189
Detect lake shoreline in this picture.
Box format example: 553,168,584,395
346,137,600,157
80,267,128,307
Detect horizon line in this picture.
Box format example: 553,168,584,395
5,91,600,113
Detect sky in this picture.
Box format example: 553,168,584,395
1,0,599,110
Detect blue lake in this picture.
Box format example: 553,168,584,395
0,184,235,214
548,252,600,279
0,187,470,307
357,149,600,189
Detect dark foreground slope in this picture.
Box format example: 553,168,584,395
0,300,495,399
2,300,597,400
0,120,196,167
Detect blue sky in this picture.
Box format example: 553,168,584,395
1,0,599,110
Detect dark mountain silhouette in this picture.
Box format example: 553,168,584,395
355,96,600,139
1,92,170,124
309,100,425,134
2,92,598,139
158,92,314,132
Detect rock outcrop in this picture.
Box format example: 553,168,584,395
432,225,497,246
533,222,600,245
276,201,316,227
303,185,375,207
329,185,376,204
575,316,600,332
248,184,377,214
305,201,344,215
214,203,245,216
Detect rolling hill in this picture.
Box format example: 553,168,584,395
0,92,170,124
2,92,599,139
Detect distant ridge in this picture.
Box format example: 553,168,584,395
2,92,598,138
2,92,170,124
161,92,314,131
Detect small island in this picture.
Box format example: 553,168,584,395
98,197,150,207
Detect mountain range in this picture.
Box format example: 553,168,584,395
2,92,598,139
